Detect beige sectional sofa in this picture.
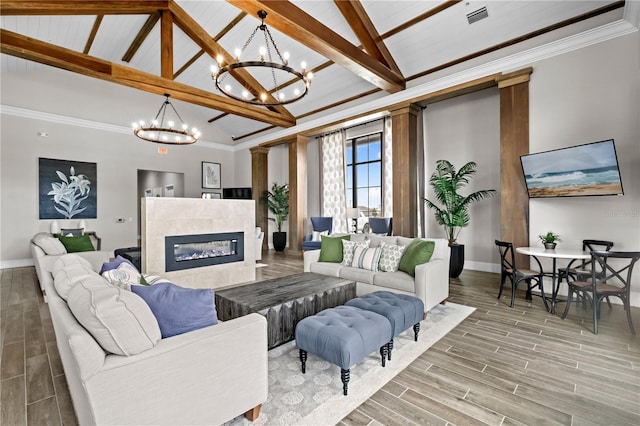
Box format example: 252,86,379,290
30,232,112,298
304,235,450,313
46,254,268,425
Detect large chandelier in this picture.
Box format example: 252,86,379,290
132,94,200,145
210,10,313,106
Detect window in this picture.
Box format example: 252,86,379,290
345,133,382,218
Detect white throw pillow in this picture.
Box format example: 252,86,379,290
32,233,67,255
53,263,96,301
311,230,329,242
352,246,382,271
341,239,370,266
102,262,142,290
378,242,407,272
67,276,161,356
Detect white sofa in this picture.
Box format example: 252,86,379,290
304,235,450,313
31,232,112,298
46,254,268,425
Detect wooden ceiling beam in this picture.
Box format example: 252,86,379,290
83,15,103,55
160,10,173,79
333,0,402,76
226,0,405,93
0,1,170,15
168,2,294,120
122,11,160,62
0,28,295,128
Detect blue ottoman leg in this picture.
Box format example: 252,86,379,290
413,323,420,341
387,339,394,360
341,369,350,396
299,349,307,373
379,344,388,367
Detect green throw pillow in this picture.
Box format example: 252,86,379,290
398,239,435,277
57,234,95,253
318,235,350,263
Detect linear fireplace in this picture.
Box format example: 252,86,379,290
165,232,244,272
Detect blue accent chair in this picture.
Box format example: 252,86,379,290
302,217,333,251
369,217,393,236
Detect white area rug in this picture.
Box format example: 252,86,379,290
227,302,475,426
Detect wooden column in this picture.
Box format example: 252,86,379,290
390,104,420,237
250,146,269,252
288,135,308,255
499,68,532,267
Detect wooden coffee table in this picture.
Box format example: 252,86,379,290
215,272,356,349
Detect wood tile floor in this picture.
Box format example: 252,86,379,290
1,251,639,425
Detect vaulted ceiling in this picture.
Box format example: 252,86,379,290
0,1,630,145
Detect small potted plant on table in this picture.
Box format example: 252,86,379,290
539,231,561,250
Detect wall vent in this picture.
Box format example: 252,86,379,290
467,6,489,24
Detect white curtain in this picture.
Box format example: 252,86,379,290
321,130,348,233
383,117,393,217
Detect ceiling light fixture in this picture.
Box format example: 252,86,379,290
210,10,313,106
132,94,200,145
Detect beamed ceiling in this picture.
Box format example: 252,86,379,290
0,1,632,146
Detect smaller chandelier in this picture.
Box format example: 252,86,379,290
210,10,313,106
132,94,200,145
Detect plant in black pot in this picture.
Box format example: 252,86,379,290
263,182,289,252
423,160,496,278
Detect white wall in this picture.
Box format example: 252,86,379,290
0,113,235,266
423,88,502,270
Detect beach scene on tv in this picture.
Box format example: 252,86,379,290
521,140,624,198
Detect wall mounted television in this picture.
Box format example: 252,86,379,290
520,139,624,198
223,187,252,200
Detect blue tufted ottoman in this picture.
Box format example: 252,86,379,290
345,291,424,360
295,305,393,395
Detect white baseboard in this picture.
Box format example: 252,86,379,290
464,261,501,274
0,258,34,269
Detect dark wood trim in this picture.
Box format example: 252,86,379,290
83,15,103,55
407,0,624,82
0,1,170,15
380,0,462,40
232,126,276,141
499,72,532,267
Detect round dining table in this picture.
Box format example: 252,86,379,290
515,247,591,314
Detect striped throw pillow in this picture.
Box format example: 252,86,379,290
352,246,382,271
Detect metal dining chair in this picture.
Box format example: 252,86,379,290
558,239,614,283
495,240,548,310
562,250,639,335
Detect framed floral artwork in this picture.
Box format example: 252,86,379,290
202,161,221,189
39,157,97,219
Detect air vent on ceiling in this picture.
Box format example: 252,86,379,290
467,6,489,24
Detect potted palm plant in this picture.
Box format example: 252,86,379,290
423,160,496,278
263,182,289,252
539,231,561,249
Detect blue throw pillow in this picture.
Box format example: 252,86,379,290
99,255,135,275
131,282,218,338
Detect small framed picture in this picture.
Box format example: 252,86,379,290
201,192,221,199
202,162,221,189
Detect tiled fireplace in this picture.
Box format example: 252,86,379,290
142,198,255,289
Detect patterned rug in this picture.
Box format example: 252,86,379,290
226,302,475,426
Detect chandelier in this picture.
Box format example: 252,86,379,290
210,10,313,106
132,94,201,145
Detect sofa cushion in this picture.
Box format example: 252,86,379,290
57,234,95,253
67,275,161,356
310,261,342,277
378,242,407,272
99,255,135,275
32,232,67,255
373,271,415,293
52,254,93,276
398,239,435,277
131,282,218,338
352,246,382,271
318,235,350,263
53,263,96,301
339,266,377,284
341,239,370,266
311,230,329,242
